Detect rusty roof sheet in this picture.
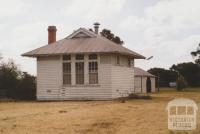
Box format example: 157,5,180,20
22,28,145,59
134,67,156,77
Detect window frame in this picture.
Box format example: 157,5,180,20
89,54,97,60
76,54,84,60
63,55,71,85
116,55,120,65
88,54,98,84
75,54,85,85
75,62,84,85
63,55,71,61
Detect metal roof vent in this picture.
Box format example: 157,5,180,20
94,22,100,34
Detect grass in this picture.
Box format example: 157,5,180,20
0,87,200,134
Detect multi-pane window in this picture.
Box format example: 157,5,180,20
75,54,84,84
88,54,98,84
63,55,71,60
76,54,84,60
63,54,99,85
116,55,120,65
76,62,84,84
63,63,71,85
63,55,71,85
89,54,97,60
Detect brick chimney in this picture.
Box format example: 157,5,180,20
48,26,57,44
94,22,100,34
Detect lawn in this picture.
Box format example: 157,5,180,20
0,88,200,134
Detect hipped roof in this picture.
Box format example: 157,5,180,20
22,28,145,59
134,67,156,77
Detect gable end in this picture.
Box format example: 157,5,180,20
71,32,92,38
66,28,97,39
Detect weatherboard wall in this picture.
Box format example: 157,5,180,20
36,54,135,100
36,56,62,100
134,76,156,93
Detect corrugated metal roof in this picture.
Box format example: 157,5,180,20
22,28,145,59
134,67,156,77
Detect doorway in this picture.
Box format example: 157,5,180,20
146,77,151,93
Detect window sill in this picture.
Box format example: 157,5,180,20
62,84,100,87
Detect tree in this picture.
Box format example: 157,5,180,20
170,62,200,87
16,72,36,100
191,43,200,64
0,58,36,100
0,59,21,98
176,74,187,91
148,68,177,87
100,29,124,45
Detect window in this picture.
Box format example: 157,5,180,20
89,54,98,84
128,59,134,67
75,54,84,84
76,54,84,60
128,59,131,67
89,54,97,60
63,63,71,85
63,55,71,85
116,55,120,65
89,61,98,84
76,62,84,84
63,55,71,61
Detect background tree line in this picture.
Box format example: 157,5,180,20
148,62,200,88
0,57,36,100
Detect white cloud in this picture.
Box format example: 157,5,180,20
146,0,200,29
0,21,49,75
120,0,200,33
61,0,126,20
120,16,149,31
135,34,200,70
1,0,199,75
120,0,200,70
0,0,25,17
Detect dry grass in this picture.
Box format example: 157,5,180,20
0,88,200,134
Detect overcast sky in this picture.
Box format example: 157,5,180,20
0,0,199,75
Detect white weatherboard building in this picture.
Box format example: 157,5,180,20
22,23,153,100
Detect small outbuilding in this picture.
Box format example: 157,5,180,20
134,67,156,93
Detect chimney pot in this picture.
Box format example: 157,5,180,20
94,22,100,34
48,26,57,44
